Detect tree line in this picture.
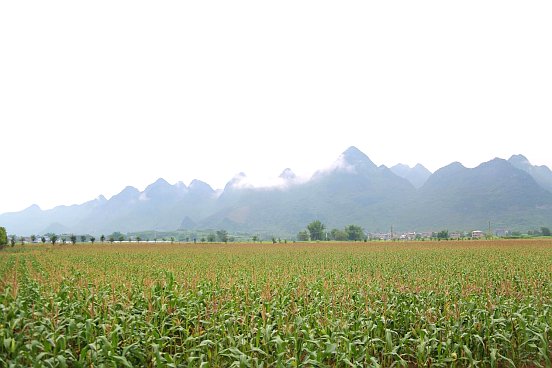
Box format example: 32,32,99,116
297,221,366,241
2,224,551,250
0,229,237,247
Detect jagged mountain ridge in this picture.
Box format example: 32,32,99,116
402,158,552,230
2,147,552,235
390,163,432,189
509,154,552,193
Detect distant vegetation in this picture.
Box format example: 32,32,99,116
0,227,7,249
1,221,551,249
297,221,366,242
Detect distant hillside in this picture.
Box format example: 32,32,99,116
407,158,552,230
509,154,552,193
390,163,432,189
2,147,552,236
200,147,416,234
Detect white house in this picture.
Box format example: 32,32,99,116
472,230,485,239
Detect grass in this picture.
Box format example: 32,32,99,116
1,239,551,367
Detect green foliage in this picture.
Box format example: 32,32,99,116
345,224,364,241
207,233,216,242
0,227,7,248
50,234,58,245
437,230,449,239
109,232,125,242
297,230,309,241
330,228,348,241
1,240,552,366
328,225,364,241
541,227,551,236
307,220,325,241
70,234,77,245
216,230,228,243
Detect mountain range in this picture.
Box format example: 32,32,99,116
2,146,552,236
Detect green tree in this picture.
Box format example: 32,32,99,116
30,234,37,243
330,228,348,241
216,230,228,243
109,232,125,242
10,235,16,247
109,236,115,243
41,236,46,244
307,220,325,241
80,235,87,243
20,236,25,245
345,225,364,241
51,234,58,245
0,227,7,248
541,227,551,237
252,235,258,243
297,230,310,241
70,234,77,245
90,236,96,244
207,233,216,242
100,235,105,243
136,236,142,242
437,230,449,240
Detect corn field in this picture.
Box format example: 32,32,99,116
1,240,551,367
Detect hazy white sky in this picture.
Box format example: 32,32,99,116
1,1,551,214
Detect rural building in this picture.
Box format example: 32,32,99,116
471,230,485,239
449,232,462,239
409,232,417,240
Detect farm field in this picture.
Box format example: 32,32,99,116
1,240,552,367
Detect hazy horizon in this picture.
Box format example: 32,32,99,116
0,147,547,215
1,1,551,214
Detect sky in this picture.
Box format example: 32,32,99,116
1,1,551,214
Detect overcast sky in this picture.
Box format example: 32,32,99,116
1,1,551,214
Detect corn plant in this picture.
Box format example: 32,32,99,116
1,240,551,366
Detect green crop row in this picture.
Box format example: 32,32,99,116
1,240,551,367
